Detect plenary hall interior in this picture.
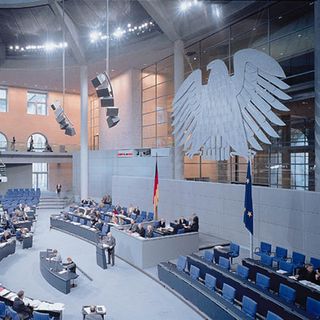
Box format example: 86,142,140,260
0,0,319,319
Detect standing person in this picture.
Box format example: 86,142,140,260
11,136,16,151
102,232,116,266
56,184,62,197
28,135,34,152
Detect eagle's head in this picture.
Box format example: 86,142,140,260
207,59,228,75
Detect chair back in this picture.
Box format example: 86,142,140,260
279,284,296,304
261,241,272,255
33,311,51,320
230,243,240,256
256,272,270,290
176,255,187,272
203,250,214,263
190,265,200,280
266,311,283,320
0,301,6,317
177,228,185,234
261,254,273,267
140,211,147,220
306,297,320,318
7,307,20,320
292,251,305,266
219,256,230,270
236,265,249,280
222,283,236,303
205,274,216,291
147,212,154,221
80,218,86,225
279,260,294,275
275,246,287,259
242,296,257,318
310,257,320,269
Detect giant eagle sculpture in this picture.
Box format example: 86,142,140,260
172,48,291,160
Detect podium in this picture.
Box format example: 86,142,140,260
22,235,33,249
96,244,107,269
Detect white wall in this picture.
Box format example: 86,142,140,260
0,164,32,194
112,175,320,259
73,150,174,198
99,69,142,150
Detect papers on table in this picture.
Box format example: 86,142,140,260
83,305,106,315
58,269,67,275
276,269,287,274
0,242,7,248
289,275,297,280
34,302,65,311
5,292,17,301
299,280,320,291
0,288,10,296
214,245,223,249
71,222,81,225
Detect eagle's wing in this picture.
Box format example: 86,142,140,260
231,48,291,152
172,69,203,158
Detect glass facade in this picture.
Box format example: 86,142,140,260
0,88,7,112
141,56,174,148
27,92,48,115
142,0,315,190
32,163,48,191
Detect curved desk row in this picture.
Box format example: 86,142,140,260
40,251,78,294
50,216,100,244
187,254,310,320
0,240,16,262
0,285,64,320
158,262,252,320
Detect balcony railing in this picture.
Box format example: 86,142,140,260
0,142,80,153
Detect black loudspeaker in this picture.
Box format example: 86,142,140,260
96,87,110,98
65,127,76,136
107,116,120,128
91,73,107,88
101,97,114,107
106,107,119,117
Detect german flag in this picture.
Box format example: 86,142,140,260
153,159,159,220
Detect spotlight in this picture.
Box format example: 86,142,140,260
51,101,76,136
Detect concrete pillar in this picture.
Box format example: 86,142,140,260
173,39,184,180
80,65,89,199
315,1,320,191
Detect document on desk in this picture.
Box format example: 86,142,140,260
0,243,6,248
0,288,10,296
276,269,287,274
35,302,65,311
5,292,17,301
214,245,223,249
58,270,68,275
96,305,106,313
299,280,320,291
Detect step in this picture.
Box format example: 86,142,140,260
38,204,66,209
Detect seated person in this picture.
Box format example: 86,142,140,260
315,267,320,285
136,223,145,237
85,305,103,320
145,225,154,238
51,249,62,263
63,257,77,273
93,219,103,231
133,207,140,215
192,213,199,231
296,264,316,282
112,207,119,215
159,218,166,228
128,219,137,233
13,290,32,320
0,230,11,242
111,214,118,225
128,204,134,216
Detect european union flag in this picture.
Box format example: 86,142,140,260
243,161,253,234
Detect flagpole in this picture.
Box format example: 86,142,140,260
249,156,253,259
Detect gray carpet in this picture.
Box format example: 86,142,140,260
0,209,202,320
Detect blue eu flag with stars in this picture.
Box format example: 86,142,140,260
243,161,253,234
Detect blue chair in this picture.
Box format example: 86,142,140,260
306,297,320,318
100,224,109,237
0,301,6,319
219,256,230,270
273,246,288,265
6,307,19,320
72,216,78,222
279,260,294,275
15,230,23,242
228,243,240,263
147,212,154,221
205,273,216,291
254,241,272,257
33,311,51,320
79,218,86,225
153,221,160,228
310,257,320,269
136,216,143,223
242,296,257,319
190,265,200,280
290,251,305,270
140,211,147,220
203,250,214,263
176,256,187,272
222,283,236,303
177,228,185,234
266,311,283,320
255,272,270,290
261,254,273,267
131,213,137,220
279,284,296,304
236,265,249,280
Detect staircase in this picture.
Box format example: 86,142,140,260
38,192,70,209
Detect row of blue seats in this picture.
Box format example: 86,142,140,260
255,241,320,271
201,251,320,318
176,255,298,320
0,301,52,320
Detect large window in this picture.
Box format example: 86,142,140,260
27,92,47,115
32,163,48,191
27,133,47,152
142,56,174,148
0,88,7,112
0,132,7,151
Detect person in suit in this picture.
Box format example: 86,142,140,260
13,290,32,319
0,230,11,242
128,219,137,233
159,218,166,228
85,306,103,320
63,257,77,287
192,213,199,231
102,232,116,266
51,249,62,263
296,264,316,282
145,225,154,238
136,223,145,237
315,267,320,285
178,216,188,226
